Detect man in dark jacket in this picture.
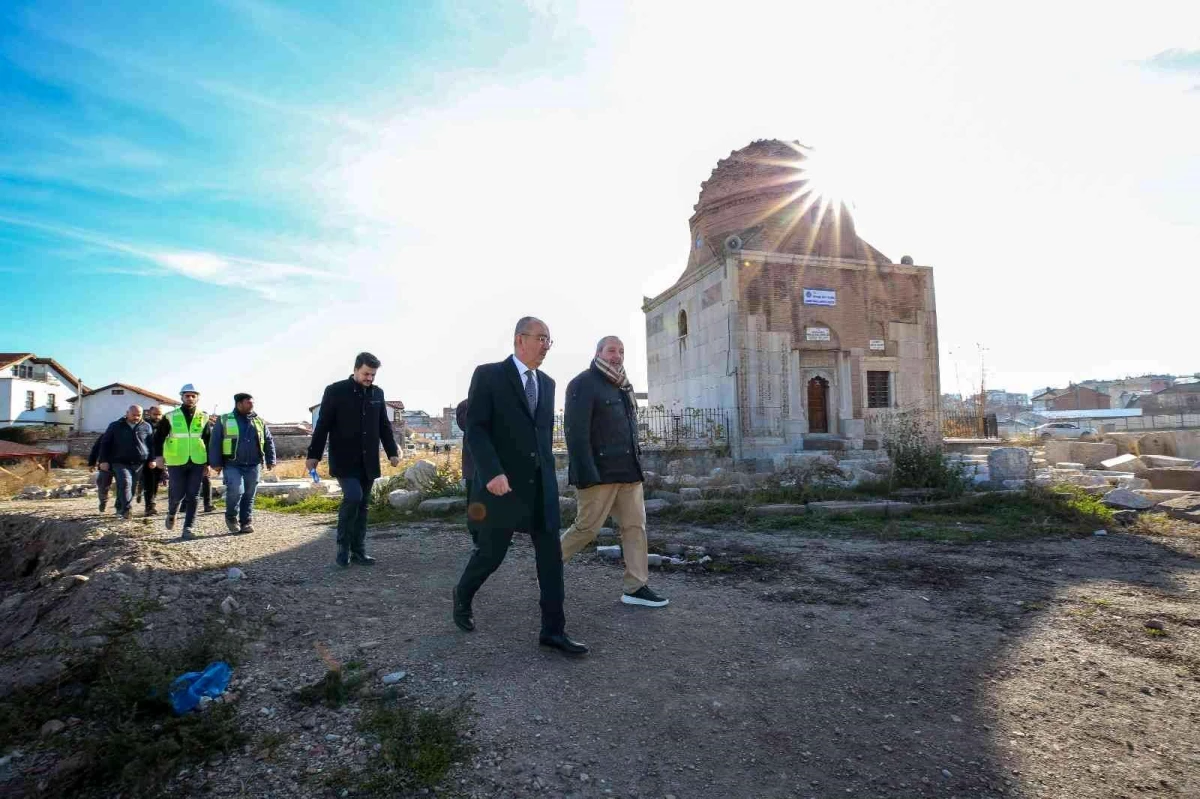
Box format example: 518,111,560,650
210,392,277,535
454,398,478,546
98,405,155,520
452,317,587,656
561,336,667,607
88,428,114,513
138,405,167,516
306,352,401,566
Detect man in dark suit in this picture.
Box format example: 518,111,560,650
452,317,588,656
306,352,402,566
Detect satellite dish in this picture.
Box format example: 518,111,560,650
724,235,743,252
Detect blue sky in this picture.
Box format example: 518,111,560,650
2,0,1199,420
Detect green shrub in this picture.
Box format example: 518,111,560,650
881,411,967,494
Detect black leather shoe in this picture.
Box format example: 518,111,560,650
452,589,475,632
336,549,350,567
538,634,588,656
350,553,376,565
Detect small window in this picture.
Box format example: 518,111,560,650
867,371,891,409
678,309,688,338
25,391,35,411
112,389,125,395
47,393,56,411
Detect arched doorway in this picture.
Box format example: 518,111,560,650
807,376,829,433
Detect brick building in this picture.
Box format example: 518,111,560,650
642,139,940,459
1034,385,1111,412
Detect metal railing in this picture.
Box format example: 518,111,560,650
941,410,998,439
551,407,732,447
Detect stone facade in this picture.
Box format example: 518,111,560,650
643,140,940,460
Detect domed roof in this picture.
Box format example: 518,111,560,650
681,139,889,278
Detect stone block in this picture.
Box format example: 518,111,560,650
1101,488,1155,510
255,480,313,497
987,447,1032,482
1137,468,1200,492
1140,455,1198,469
643,498,670,515
748,504,807,517
839,419,866,438
387,489,421,510
1133,489,1197,505
1116,476,1151,490
416,497,467,514
1044,441,1118,468
1099,454,1146,473
679,487,702,501
650,490,683,505
404,460,438,490
1156,493,1200,522
807,500,914,517
558,496,578,515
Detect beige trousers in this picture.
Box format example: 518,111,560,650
561,482,648,594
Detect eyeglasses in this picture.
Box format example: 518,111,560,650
519,334,553,347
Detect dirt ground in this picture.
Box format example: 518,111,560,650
2,497,1199,798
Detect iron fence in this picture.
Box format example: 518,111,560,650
551,407,732,447
942,410,998,439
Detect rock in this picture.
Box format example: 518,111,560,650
1116,476,1151,490
0,591,28,614
220,596,239,615
646,554,663,567
1111,509,1139,526
1100,454,1147,473
1157,492,1200,522
381,670,407,685
417,497,468,514
643,499,670,515
988,448,1032,482
651,490,683,505
808,500,915,517
666,460,684,476
679,488,702,501
595,546,622,561
1133,489,1195,505
388,489,421,510
560,764,574,777
747,504,808,517
558,497,577,515
1140,454,1198,469
1101,488,1155,510
40,719,66,737
1044,441,1118,468
1145,619,1167,631
226,567,247,581
358,641,381,650
641,470,661,489
404,460,438,490
254,480,313,497
1093,529,1107,536
1138,468,1200,492
1053,462,1086,471
63,574,89,590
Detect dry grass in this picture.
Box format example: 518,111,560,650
271,451,463,481
0,459,55,498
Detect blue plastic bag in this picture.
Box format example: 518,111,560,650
309,468,320,484
169,661,232,715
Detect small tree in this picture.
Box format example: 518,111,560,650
881,410,967,494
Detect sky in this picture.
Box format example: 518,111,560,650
1,0,1198,420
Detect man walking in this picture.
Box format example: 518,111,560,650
561,336,668,607
154,384,211,540
306,353,401,566
87,428,114,513
139,405,167,516
97,405,155,521
453,317,588,656
209,393,276,534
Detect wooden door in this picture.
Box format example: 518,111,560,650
807,377,829,433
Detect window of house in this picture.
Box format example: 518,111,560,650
14,364,34,379
47,393,56,411
25,391,35,411
867,371,891,409
678,309,688,338
112,389,125,395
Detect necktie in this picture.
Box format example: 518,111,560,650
524,370,537,414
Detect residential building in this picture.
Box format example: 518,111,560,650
1034,384,1112,412
1130,383,1200,415
0,352,79,428
68,383,179,433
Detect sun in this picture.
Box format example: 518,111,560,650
792,140,864,210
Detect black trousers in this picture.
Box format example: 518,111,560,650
141,465,164,510
455,485,565,636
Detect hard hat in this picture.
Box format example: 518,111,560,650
179,383,200,395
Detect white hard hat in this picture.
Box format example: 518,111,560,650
179,383,199,395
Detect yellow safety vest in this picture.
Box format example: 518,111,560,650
162,409,209,466
221,413,266,459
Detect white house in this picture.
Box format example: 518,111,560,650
69,383,179,433
0,352,79,429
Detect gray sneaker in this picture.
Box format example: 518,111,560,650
181,527,195,541
165,513,176,531
225,517,240,534
621,586,669,607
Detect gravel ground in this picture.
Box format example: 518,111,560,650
2,497,1199,798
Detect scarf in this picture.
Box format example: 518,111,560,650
593,357,636,404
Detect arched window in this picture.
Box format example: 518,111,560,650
678,309,689,338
